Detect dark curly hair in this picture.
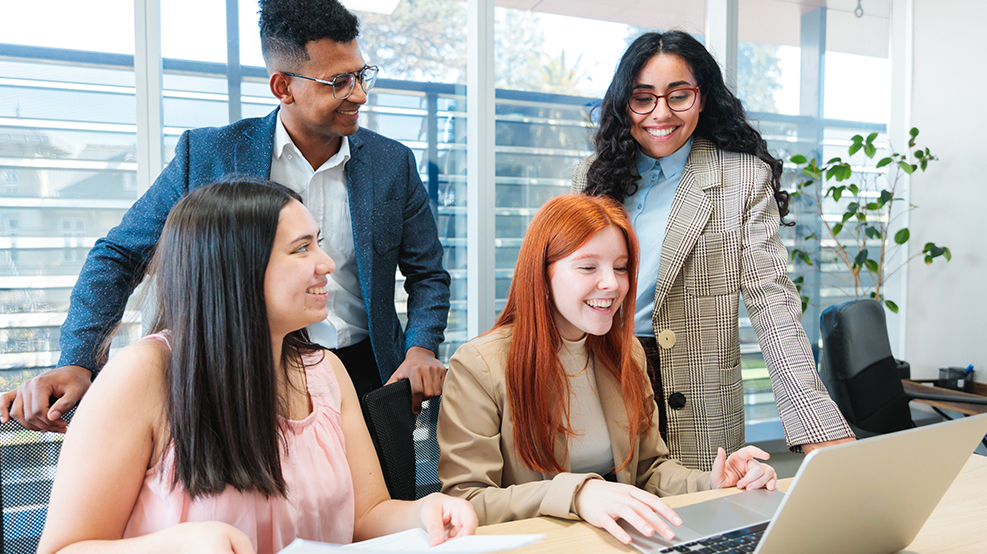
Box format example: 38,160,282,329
259,0,360,72
585,30,790,223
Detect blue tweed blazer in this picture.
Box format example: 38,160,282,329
59,109,451,383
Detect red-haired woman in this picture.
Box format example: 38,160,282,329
437,195,776,545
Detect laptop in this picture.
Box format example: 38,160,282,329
621,413,987,554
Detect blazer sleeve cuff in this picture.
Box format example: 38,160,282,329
539,472,602,520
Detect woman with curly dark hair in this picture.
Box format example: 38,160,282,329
574,30,854,472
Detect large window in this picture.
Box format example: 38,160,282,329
2,0,896,438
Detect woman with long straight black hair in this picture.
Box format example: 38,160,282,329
38,180,475,554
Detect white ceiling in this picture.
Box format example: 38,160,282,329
491,0,890,57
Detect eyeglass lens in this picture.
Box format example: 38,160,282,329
628,88,697,114
332,66,379,99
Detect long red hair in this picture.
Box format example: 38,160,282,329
495,194,651,473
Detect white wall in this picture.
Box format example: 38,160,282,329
906,0,987,382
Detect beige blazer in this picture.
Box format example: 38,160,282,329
437,326,711,526
573,138,853,471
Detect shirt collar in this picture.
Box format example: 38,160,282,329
635,136,695,178
274,112,350,170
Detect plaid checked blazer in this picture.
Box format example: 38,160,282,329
573,137,853,471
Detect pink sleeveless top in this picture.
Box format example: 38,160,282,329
123,333,355,552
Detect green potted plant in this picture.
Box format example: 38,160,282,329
788,128,951,314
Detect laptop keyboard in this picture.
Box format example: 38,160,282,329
657,522,769,553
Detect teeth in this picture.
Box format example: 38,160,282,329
585,299,613,309
339,110,358,115
307,286,327,294
648,127,674,138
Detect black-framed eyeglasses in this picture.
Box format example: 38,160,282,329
283,65,380,100
627,86,701,115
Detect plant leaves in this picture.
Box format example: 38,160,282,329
876,157,893,168
894,228,910,244
867,132,879,144
791,154,807,164
849,184,860,195
879,189,893,205
885,300,899,314
832,223,843,235
866,202,881,210
865,259,879,273
832,186,844,201
849,142,862,156
910,127,919,137
898,161,916,174
837,164,853,181
944,247,952,261
865,226,881,239
864,142,877,158
854,249,869,268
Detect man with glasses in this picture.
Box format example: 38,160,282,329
0,0,450,430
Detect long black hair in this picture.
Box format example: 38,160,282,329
148,179,322,499
585,30,790,222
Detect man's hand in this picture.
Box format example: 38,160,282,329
385,347,446,414
802,437,856,455
0,365,92,432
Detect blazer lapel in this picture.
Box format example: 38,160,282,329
345,130,374,299
651,138,717,313
234,108,277,178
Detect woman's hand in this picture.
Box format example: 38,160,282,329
417,493,478,546
710,446,777,491
573,480,682,545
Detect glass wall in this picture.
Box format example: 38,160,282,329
2,0,895,440
0,0,141,390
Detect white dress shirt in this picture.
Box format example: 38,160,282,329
269,114,368,349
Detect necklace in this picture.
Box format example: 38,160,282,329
565,357,590,378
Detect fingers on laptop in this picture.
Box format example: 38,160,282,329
575,480,682,544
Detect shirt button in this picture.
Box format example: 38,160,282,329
287,153,293,160
637,204,643,210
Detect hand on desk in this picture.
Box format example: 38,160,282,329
416,493,478,546
710,446,777,491
574,480,682,545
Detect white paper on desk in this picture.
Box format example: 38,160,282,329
280,529,543,553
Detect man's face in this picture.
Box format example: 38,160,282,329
277,38,368,147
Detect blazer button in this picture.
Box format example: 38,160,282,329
657,329,676,349
668,392,687,410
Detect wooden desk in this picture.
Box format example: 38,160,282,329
903,379,987,416
478,454,987,554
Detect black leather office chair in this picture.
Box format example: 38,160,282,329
360,380,442,501
819,299,987,441
819,298,916,437
2,409,74,554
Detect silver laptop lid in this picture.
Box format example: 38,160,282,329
756,413,987,554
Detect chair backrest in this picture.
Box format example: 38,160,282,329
819,298,915,437
359,380,442,501
1,410,74,554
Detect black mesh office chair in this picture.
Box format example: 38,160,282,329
360,380,442,501
819,299,987,440
2,409,74,554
